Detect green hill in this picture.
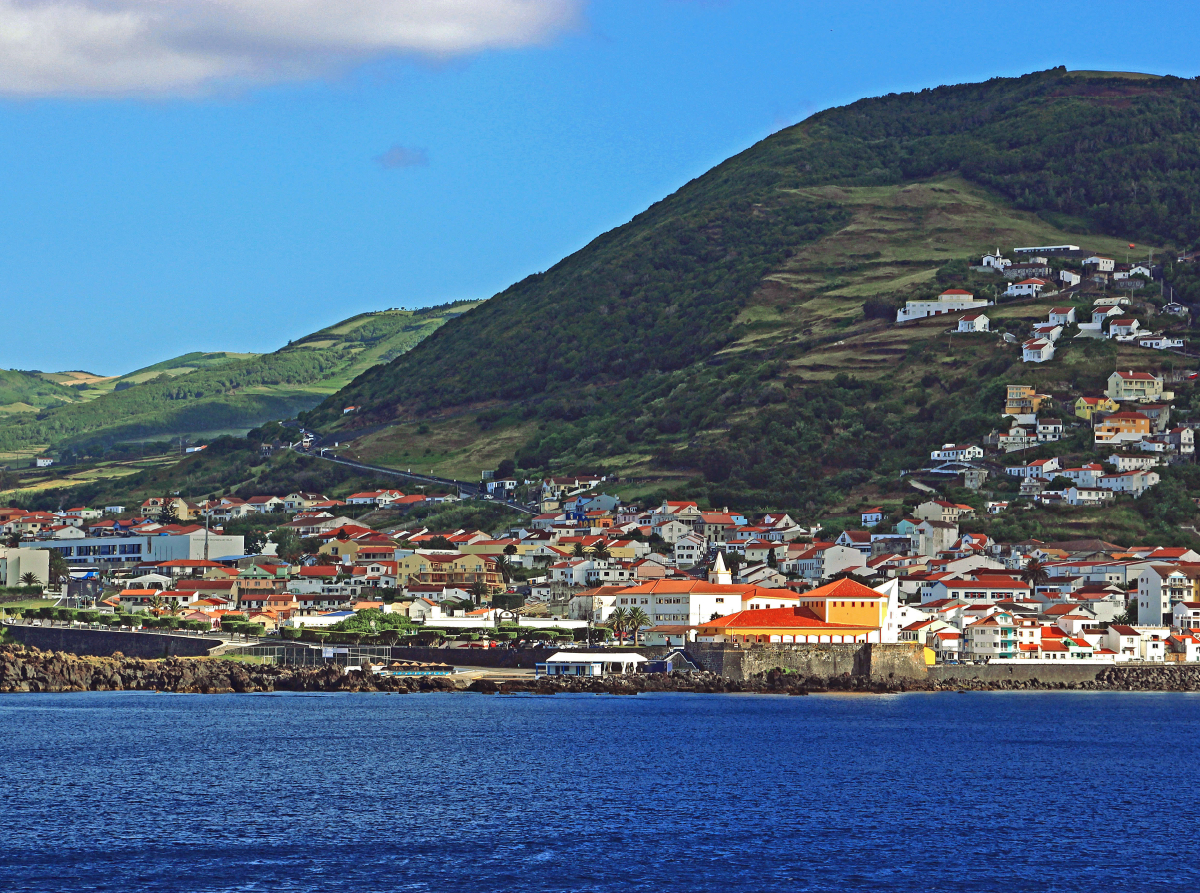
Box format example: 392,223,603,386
0,370,82,416
304,68,1200,518
0,302,479,453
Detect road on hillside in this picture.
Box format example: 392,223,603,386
300,449,535,516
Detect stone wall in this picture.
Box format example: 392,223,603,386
7,625,222,659
687,642,927,682
929,663,1102,685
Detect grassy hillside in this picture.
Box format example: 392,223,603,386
304,69,1200,526
0,302,479,454
0,370,82,416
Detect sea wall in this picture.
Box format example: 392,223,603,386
687,642,927,682
929,663,1102,686
6,625,222,659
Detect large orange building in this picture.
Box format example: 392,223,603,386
697,578,889,644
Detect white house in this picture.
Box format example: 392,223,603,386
1084,256,1115,272
1037,419,1064,442
1171,602,1200,631
861,507,884,528
1005,457,1060,478
1047,307,1076,326
1107,453,1160,472
957,313,990,333
1109,318,1141,339
1059,270,1081,287
672,533,708,569
1091,304,1123,326
1060,464,1105,487
1065,487,1114,507
897,290,991,323
1022,338,1055,363
1031,323,1063,342
1138,334,1184,350
1099,469,1160,497
930,444,984,462
1005,278,1048,298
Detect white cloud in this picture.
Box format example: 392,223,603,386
0,0,584,97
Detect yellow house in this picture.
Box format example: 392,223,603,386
1005,385,1048,416
1074,395,1118,421
397,552,503,592
1106,371,1163,402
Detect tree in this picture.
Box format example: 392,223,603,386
243,529,267,554
571,541,586,558
48,550,70,586
159,500,179,526
503,543,518,556
148,593,166,615
767,549,778,569
493,555,515,584
607,607,629,644
590,540,611,561
425,535,455,550
5,530,19,549
1021,558,1049,588
270,526,302,562
19,571,41,587
496,458,516,479
470,580,488,606
626,608,651,646
724,550,744,579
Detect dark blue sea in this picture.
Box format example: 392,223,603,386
0,691,1195,892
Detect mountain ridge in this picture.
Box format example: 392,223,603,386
299,68,1200,519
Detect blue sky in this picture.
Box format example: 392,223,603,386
2,0,1199,374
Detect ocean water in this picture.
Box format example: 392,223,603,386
0,690,1195,892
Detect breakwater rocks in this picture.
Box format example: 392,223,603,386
7,646,1200,696
0,647,461,695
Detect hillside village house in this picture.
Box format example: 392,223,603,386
1048,307,1076,326
1005,278,1048,298
929,444,983,462
861,507,884,528
1138,334,1185,350
896,289,990,323
1084,256,1116,272
1109,318,1141,339
1022,338,1055,363
1037,419,1064,442
957,313,989,333
1094,412,1152,446
1059,270,1081,286
1106,371,1164,402
1005,385,1049,421
1075,395,1119,420
1031,323,1063,342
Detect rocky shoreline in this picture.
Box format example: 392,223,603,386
5,647,1200,695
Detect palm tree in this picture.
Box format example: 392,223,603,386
5,531,20,549
1021,558,1049,588
18,571,41,587
148,593,166,616
470,580,488,606
493,555,515,584
590,540,611,561
626,608,651,647
607,607,629,643
571,541,586,558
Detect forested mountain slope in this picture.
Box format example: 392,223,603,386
306,69,1200,519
